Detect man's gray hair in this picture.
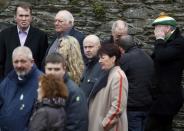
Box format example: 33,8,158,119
58,10,74,26
111,20,128,33
12,46,33,60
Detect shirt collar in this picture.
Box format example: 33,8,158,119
165,29,175,41
17,26,30,34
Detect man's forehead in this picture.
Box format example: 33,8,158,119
55,12,65,19
114,28,127,35
45,63,63,67
84,41,96,46
13,54,28,60
116,25,125,31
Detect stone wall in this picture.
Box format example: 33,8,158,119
1,0,184,43
0,0,184,130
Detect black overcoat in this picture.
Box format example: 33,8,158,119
151,28,184,115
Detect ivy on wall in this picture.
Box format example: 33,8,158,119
91,1,106,20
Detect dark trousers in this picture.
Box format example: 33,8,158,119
144,115,174,131
128,111,148,131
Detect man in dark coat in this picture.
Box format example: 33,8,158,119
47,10,85,61
0,2,48,81
118,35,154,131
79,35,105,100
0,46,42,131
45,52,88,131
145,13,184,131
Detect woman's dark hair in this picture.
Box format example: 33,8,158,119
98,43,121,66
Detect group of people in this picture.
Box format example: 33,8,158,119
0,1,184,131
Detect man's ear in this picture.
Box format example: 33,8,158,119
31,59,35,64
97,44,101,49
62,64,67,70
14,15,16,22
119,47,125,54
30,15,33,22
68,20,73,27
69,20,72,24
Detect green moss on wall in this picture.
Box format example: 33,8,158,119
92,1,106,20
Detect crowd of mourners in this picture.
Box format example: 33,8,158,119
0,2,184,131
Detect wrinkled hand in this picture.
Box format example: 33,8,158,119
103,122,116,131
154,27,165,40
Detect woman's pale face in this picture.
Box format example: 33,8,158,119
99,54,115,70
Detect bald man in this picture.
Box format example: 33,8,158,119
47,10,85,60
0,46,42,131
79,35,105,100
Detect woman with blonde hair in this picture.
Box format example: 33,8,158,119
29,74,68,131
58,36,84,85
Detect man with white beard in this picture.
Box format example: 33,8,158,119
0,46,42,131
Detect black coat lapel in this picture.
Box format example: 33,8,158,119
88,71,109,103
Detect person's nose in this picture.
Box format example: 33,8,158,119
16,62,22,68
99,58,102,63
86,47,90,52
22,16,26,20
55,20,60,25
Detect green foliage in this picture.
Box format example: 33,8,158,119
92,1,106,20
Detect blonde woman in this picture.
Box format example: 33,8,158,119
58,36,84,85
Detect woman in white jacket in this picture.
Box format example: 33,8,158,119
88,44,128,131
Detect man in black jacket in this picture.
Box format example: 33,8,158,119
145,13,184,131
118,35,154,131
0,2,48,81
80,35,105,101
